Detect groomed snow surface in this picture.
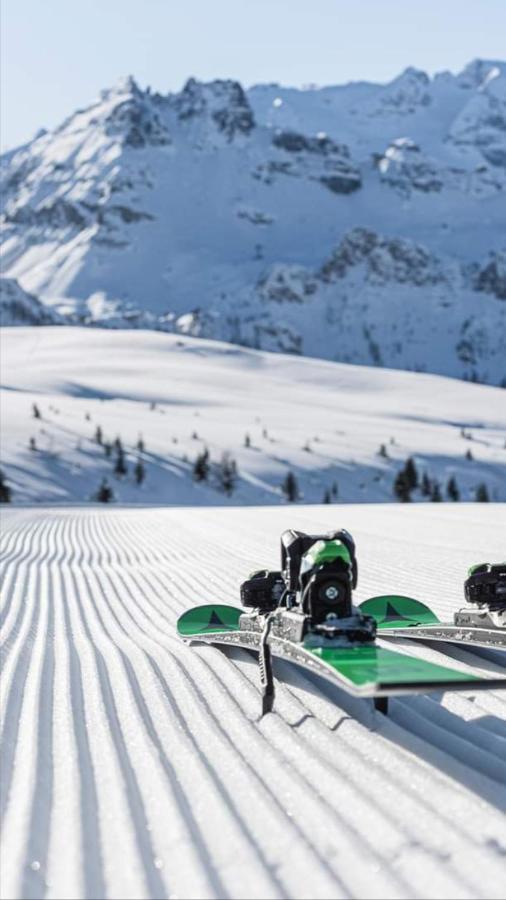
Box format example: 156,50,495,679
1,502,506,900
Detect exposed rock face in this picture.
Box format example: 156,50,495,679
377,139,444,194
0,278,63,326
366,67,432,115
174,78,255,140
254,129,361,194
104,95,171,148
320,228,447,287
474,249,506,300
257,264,318,303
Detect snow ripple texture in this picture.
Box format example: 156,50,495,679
1,503,506,900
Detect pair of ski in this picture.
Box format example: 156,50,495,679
177,595,506,715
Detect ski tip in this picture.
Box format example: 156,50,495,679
359,595,440,628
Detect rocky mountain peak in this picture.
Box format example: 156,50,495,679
173,78,255,140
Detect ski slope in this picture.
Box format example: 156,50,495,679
1,502,506,900
1,326,505,506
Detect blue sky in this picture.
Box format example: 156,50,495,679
2,0,505,150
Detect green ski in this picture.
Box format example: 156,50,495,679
177,530,506,716
177,603,506,710
359,595,506,651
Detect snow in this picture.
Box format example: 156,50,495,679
1,502,505,900
1,326,505,506
1,60,505,382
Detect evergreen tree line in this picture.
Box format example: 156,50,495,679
393,457,490,503
94,432,146,502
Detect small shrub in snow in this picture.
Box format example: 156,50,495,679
446,476,460,501
430,481,442,502
114,445,128,477
393,469,411,502
476,483,490,502
218,452,237,495
421,472,431,496
96,478,115,503
0,469,12,503
95,425,103,445
282,471,299,502
32,403,41,419
29,437,37,451
193,448,210,482
134,458,146,485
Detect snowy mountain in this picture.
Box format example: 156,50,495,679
1,60,505,382
1,326,505,506
0,277,63,326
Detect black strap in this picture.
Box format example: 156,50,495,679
259,614,275,715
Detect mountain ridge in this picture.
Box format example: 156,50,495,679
1,59,505,383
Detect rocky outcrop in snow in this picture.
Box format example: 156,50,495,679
474,249,506,300
173,78,255,141
0,278,63,326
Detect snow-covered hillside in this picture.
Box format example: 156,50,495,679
1,60,505,382
1,503,506,900
1,326,505,506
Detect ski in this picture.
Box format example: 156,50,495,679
359,595,506,651
177,532,506,716
177,603,506,710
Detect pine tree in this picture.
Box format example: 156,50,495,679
192,431,199,440
421,472,432,496
29,436,37,452
137,435,145,453
218,453,237,495
244,433,251,448
476,483,490,502
465,448,473,461
446,476,460,501
282,471,299,502
32,403,41,419
404,457,418,490
378,443,388,458
430,481,442,502
331,481,338,499
303,441,311,453
95,425,103,445
393,470,411,502
0,469,12,503
96,478,114,503
134,458,146,485
114,445,128,477
323,489,331,504
104,442,112,458
193,448,210,482
113,436,123,453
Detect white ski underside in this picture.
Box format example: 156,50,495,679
182,629,506,697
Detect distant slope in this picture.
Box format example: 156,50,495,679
1,61,505,382
1,503,506,900
1,326,504,505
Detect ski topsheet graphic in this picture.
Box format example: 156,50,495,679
359,595,506,651
177,604,506,708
